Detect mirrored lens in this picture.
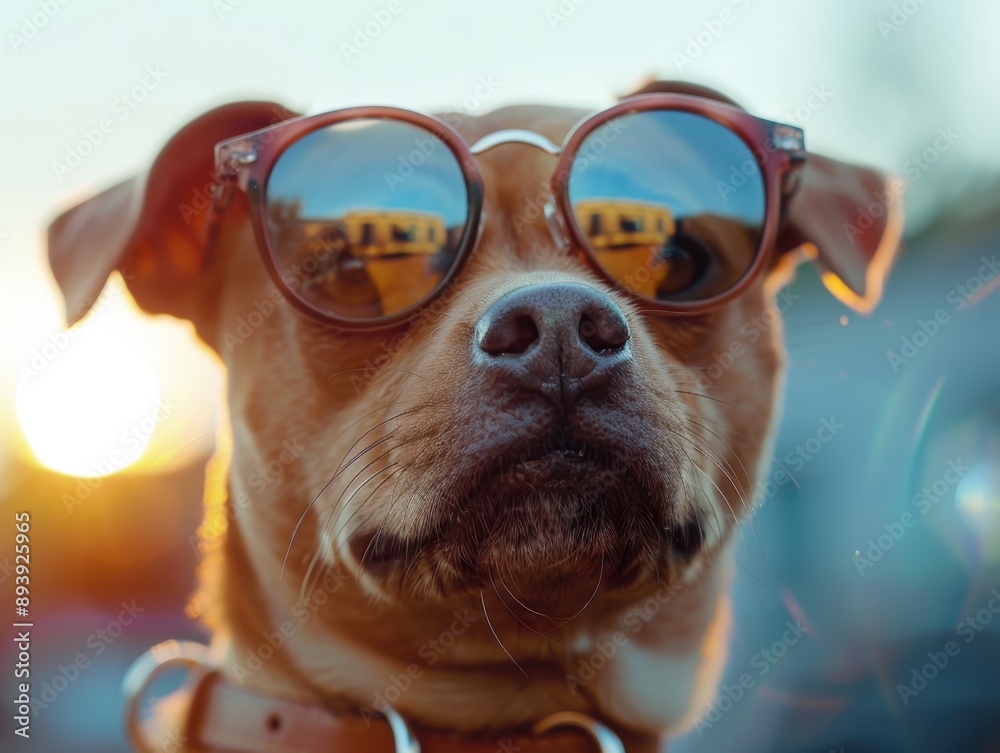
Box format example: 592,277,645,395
265,118,470,321
567,110,766,302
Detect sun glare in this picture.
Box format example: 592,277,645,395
15,294,162,478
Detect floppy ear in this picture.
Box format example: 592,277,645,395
622,77,743,108
772,154,903,313
622,78,903,312
48,101,298,326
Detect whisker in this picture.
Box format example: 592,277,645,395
325,437,426,552
281,431,400,578
282,401,436,579
491,570,566,647
683,410,800,491
480,590,527,677
352,466,407,575
412,306,457,323
399,533,439,594
691,461,749,554
325,366,429,384
684,415,770,561
685,416,753,492
495,566,550,619
541,554,604,634
542,537,588,570
670,365,777,389
673,389,769,426
666,411,753,550
296,444,402,593
298,518,333,603
666,422,752,514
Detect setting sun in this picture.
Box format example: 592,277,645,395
15,310,162,478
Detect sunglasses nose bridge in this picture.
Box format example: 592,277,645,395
467,129,569,249
469,129,562,156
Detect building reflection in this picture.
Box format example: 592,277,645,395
574,198,676,297
267,199,453,317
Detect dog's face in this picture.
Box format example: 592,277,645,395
219,105,771,606
49,81,900,737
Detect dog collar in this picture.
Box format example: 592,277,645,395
124,641,666,753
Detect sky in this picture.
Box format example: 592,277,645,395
567,109,766,223
267,118,468,222
2,0,999,477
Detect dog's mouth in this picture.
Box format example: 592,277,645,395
348,447,622,562
349,529,430,570
478,442,630,493
346,438,704,597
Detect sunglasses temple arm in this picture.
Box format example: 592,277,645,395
764,120,808,204
202,140,261,268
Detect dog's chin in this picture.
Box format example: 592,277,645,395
347,448,705,603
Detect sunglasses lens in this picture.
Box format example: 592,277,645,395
567,109,765,303
265,118,470,322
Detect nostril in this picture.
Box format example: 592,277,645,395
474,283,631,380
480,313,539,356
579,313,630,355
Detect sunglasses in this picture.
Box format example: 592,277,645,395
211,94,806,329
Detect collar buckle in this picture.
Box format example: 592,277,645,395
124,641,422,753
123,640,213,753
534,711,626,753
382,704,421,753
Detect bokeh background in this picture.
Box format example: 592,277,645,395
1,0,999,751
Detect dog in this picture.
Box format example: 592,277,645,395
48,80,901,752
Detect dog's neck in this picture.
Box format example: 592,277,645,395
195,475,733,740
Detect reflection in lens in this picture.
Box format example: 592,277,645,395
265,118,470,320
567,110,766,302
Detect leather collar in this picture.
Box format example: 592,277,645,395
124,641,666,753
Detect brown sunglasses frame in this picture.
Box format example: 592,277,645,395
211,94,806,330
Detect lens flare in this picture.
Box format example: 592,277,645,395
956,462,1000,548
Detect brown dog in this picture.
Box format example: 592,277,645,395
49,81,901,752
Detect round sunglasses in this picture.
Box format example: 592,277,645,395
210,94,806,329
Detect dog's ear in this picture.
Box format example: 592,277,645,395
773,153,902,313
48,101,298,326
622,78,903,312
622,77,743,108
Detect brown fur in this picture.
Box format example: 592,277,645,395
190,105,782,736
47,86,900,747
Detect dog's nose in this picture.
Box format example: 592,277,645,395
474,282,631,401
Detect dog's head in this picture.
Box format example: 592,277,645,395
49,80,900,729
